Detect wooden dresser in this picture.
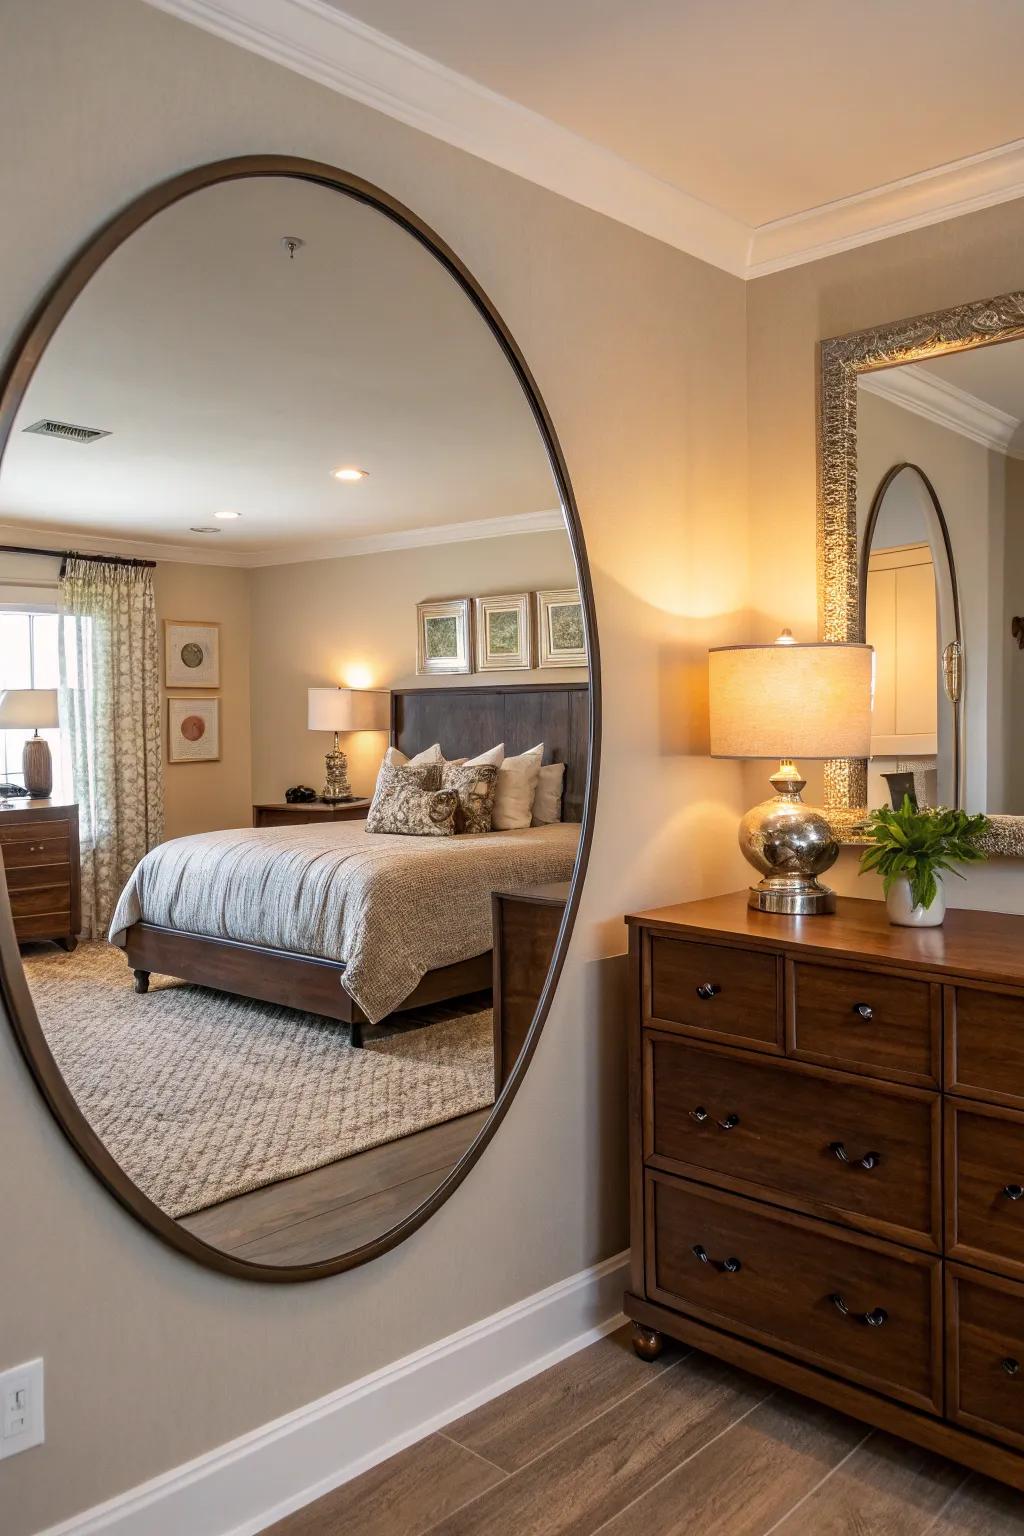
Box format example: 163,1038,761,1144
492,881,568,1093
0,799,80,949
626,891,1024,1490
252,800,371,828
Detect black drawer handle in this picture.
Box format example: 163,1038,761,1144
1002,1184,1024,1202
852,1002,873,1020
689,1105,739,1131
692,1244,741,1274
831,1293,887,1327
695,982,721,1001
830,1141,881,1171
1003,1357,1021,1377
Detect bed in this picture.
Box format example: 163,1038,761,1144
110,682,589,1044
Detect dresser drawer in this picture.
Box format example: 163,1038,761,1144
647,936,781,1051
0,835,69,871
948,987,1024,1109
9,882,71,918
5,860,72,892
645,1033,938,1247
647,1172,941,1412
948,1265,1024,1452
947,1102,1024,1280
0,817,69,845
788,960,938,1087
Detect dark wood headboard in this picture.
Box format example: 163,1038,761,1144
391,683,590,823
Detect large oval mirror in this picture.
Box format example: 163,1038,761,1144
0,157,597,1280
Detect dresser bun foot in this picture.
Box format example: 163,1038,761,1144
630,1323,665,1362
133,969,151,994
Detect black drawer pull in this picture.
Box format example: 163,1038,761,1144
852,1002,873,1020
692,1244,741,1274
1002,1184,1024,1202
1003,1358,1021,1377
695,982,721,1000
689,1105,739,1131
830,1293,887,1327
830,1141,881,1171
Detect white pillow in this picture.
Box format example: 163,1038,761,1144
531,762,565,825
492,743,544,830
464,743,504,768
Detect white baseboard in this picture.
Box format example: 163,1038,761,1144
39,1251,629,1536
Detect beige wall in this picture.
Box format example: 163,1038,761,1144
154,561,253,837
747,192,1024,910
0,5,750,1532
250,529,587,801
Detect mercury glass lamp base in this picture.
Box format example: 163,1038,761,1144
739,760,839,919
748,878,836,916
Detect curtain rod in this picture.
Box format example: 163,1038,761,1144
0,543,156,570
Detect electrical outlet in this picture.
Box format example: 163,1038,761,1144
0,1359,44,1459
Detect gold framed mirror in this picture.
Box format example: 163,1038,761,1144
817,288,1024,854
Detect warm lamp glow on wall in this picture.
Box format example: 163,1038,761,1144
307,686,390,803
708,632,873,915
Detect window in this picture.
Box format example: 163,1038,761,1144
0,609,61,789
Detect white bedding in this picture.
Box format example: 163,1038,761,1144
108,818,579,1024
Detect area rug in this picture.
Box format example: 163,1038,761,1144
23,942,495,1217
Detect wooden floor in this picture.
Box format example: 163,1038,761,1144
265,1325,1024,1536
180,1108,490,1265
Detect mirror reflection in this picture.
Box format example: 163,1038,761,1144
857,339,1024,814
0,175,590,1270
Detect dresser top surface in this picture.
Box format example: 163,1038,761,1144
627,890,1024,987
0,798,76,817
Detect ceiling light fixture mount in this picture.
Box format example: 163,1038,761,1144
332,466,369,482
189,526,222,534
281,235,305,259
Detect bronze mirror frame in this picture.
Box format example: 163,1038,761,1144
0,154,601,1282
817,287,1024,853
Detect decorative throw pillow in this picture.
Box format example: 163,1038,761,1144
531,761,566,825
492,742,544,830
441,761,499,834
365,763,457,836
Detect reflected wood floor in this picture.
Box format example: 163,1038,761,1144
180,1109,489,1265
265,1325,1024,1536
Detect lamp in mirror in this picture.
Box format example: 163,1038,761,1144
307,686,390,803
0,688,59,797
709,634,873,915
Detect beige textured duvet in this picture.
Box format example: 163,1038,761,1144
108,818,579,1023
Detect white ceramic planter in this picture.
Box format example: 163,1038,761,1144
886,874,946,928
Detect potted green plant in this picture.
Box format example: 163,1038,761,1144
859,797,990,927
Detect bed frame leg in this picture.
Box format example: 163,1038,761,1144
133,969,151,994
350,1019,364,1049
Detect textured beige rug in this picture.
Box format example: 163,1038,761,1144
23,942,495,1217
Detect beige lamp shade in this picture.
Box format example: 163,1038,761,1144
0,688,59,730
307,687,390,733
708,642,873,760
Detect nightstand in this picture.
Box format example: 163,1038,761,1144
252,800,372,828
492,880,569,1093
0,799,81,949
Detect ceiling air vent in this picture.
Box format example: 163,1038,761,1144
23,418,111,445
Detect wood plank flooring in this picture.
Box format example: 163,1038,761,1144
265,1326,1024,1536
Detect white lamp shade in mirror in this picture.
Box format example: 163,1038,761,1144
0,687,59,730
307,687,390,734
708,642,873,761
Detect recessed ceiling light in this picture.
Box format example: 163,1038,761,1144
214,510,241,520
332,466,369,482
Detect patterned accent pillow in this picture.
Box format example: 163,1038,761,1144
365,763,458,837
441,761,499,834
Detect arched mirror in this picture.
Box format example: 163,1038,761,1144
0,157,598,1280
859,463,962,813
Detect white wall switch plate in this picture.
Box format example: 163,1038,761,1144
0,1358,44,1459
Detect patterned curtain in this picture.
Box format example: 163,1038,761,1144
59,558,163,938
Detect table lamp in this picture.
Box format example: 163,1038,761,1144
0,688,59,797
307,687,390,803
708,631,873,915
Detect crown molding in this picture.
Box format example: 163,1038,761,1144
141,0,1024,281
858,363,1023,457
0,509,566,569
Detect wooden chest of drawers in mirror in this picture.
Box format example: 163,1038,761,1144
626,892,1024,1492
0,800,80,949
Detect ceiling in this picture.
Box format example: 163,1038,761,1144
919,342,1024,423
145,0,1024,276
1,176,558,560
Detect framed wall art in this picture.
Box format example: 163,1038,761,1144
164,620,220,688
167,696,220,764
474,592,531,671
536,589,587,667
416,598,472,675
